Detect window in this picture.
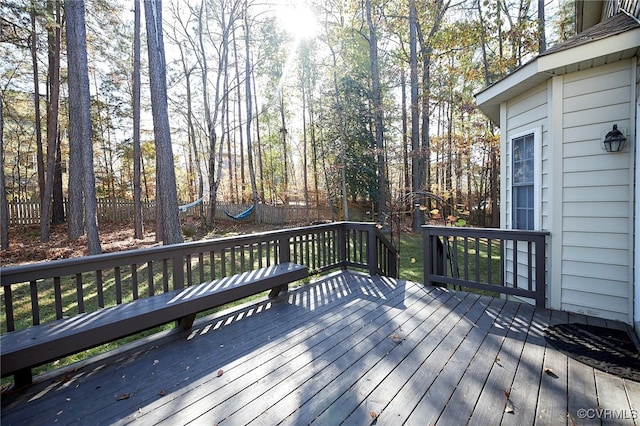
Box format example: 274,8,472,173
512,133,535,230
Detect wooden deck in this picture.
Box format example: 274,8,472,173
2,271,639,425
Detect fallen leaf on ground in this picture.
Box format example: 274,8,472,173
217,369,224,377
503,390,510,398
159,389,166,396
370,411,379,419
117,393,131,401
544,368,558,378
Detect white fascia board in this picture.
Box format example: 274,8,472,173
476,61,551,126
537,29,640,72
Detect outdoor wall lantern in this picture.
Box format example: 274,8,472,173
602,124,627,152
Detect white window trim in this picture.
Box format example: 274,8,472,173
508,126,542,231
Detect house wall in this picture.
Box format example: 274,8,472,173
635,58,639,335
502,59,635,323
560,59,635,323
502,86,549,304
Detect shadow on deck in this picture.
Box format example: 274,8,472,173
2,271,639,425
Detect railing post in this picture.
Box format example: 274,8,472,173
534,234,546,308
279,235,291,263
367,225,377,276
338,224,347,269
423,226,432,287
173,255,185,290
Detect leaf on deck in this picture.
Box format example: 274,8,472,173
117,393,131,401
505,399,515,414
390,333,405,344
544,368,559,378
217,369,224,377
504,390,514,414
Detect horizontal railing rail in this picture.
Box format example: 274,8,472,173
1,222,398,334
422,225,549,308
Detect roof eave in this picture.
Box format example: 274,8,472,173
475,61,551,125
475,26,640,127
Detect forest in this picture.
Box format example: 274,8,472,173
0,0,574,253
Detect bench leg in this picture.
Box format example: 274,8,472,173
269,284,288,299
177,313,197,330
14,368,33,388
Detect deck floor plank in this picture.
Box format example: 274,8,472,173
468,302,536,425
500,305,550,426
166,277,435,425
120,273,415,425
1,271,637,426
434,298,521,426
341,292,482,425
595,369,636,424
567,357,599,425
309,290,469,425
374,294,500,425
256,286,457,425
404,297,508,426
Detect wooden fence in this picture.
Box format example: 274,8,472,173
6,200,344,226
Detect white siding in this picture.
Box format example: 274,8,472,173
500,59,635,323
559,59,634,322
504,86,549,229
503,87,548,302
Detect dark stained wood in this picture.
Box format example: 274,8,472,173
1,272,637,426
1,263,308,384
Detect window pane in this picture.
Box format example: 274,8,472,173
512,133,535,230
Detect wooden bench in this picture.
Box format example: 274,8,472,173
1,262,308,387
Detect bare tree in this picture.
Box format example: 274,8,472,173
244,7,260,222
133,0,143,239
365,0,388,220
65,0,101,254
409,0,421,231
143,0,183,245
30,1,45,204
0,92,8,250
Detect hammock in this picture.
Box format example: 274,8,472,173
223,204,255,220
179,196,204,212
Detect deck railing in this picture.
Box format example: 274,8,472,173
1,222,397,334
422,225,549,307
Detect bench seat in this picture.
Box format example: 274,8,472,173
1,262,308,386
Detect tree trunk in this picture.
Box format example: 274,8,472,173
244,10,260,223
133,0,144,239
144,0,183,245
49,0,64,226
365,0,387,222
30,3,45,205
400,69,408,196
52,130,64,224
538,0,546,52
0,92,8,250
409,0,422,231
279,94,288,203
66,0,101,254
